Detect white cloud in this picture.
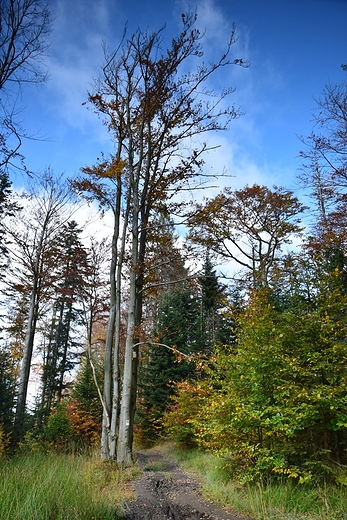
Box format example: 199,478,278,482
44,0,112,132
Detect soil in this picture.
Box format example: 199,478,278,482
121,448,253,520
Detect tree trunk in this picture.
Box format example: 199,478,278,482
101,171,122,459
117,257,137,463
109,199,129,459
100,277,115,460
14,284,39,438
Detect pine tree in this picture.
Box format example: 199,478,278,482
197,253,226,352
39,220,88,423
138,285,199,440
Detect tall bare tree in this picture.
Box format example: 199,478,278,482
0,0,51,170
299,74,347,250
74,11,247,463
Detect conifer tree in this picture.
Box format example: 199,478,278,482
39,221,88,422
197,253,226,351
138,284,199,440
0,172,18,281
5,172,76,439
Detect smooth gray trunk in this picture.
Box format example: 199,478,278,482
14,285,38,436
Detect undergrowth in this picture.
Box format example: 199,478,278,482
161,443,347,520
0,449,138,520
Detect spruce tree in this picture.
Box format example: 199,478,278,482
138,285,199,440
0,172,18,280
39,221,88,423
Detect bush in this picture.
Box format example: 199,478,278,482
44,402,73,449
163,380,210,448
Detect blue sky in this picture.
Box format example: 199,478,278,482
17,0,347,199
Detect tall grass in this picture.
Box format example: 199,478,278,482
165,445,347,520
0,450,136,520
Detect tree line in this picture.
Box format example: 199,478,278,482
1,0,347,484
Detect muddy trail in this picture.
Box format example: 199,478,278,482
121,448,252,520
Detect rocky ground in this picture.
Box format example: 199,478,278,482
121,448,253,520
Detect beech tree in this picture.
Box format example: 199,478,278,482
0,0,51,170
188,184,306,286
74,12,247,463
165,251,347,483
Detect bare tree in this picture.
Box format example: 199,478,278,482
5,171,74,439
299,77,347,218
74,11,247,463
0,0,51,170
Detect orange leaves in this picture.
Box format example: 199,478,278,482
81,157,126,181
188,184,307,285
71,156,127,209
65,399,101,446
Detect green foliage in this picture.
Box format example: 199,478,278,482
67,357,102,446
0,346,16,437
165,263,347,484
0,424,10,457
0,172,19,271
0,343,19,448
138,285,200,440
163,380,210,448
138,258,232,443
72,355,102,419
197,254,233,349
44,402,73,447
39,220,88,422
169,444,347,520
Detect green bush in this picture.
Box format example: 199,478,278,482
44,402,73,448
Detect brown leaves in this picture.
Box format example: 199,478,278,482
188,184,307,284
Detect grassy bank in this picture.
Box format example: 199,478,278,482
160,444,347,520
0,450,137,520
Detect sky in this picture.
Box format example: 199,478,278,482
16,0,347,203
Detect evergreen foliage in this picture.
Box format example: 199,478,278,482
197,254,234,349
0,172,19,279
138,285,199,440
39,221,88,423
0,345,16,437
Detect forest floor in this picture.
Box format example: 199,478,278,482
121,446,253,520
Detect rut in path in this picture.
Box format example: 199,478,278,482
121,450,252,520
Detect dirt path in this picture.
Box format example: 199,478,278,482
121,448,253,520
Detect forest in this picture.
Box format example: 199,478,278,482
1,1,347,519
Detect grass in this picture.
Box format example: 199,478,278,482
0,450,138,520
144,458,168,472
5,442,346,520
160,443,347,520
